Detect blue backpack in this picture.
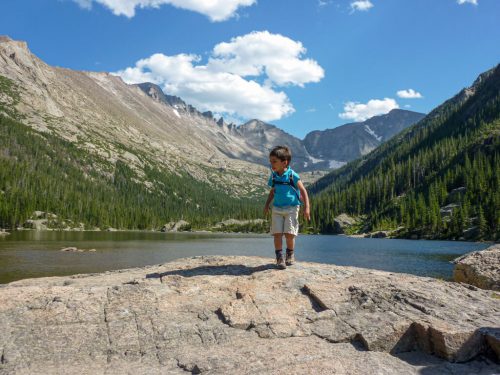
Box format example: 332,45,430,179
271,172,300,201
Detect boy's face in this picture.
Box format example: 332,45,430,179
269,156,288,174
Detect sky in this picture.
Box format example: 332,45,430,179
0,0,499,138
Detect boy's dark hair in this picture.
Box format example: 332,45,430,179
270,145,292,162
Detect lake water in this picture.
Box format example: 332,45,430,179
0,231,490,284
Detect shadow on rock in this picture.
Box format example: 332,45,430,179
146,263,276,279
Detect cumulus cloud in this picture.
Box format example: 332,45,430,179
208,31,324,87
73,0,92,9
457,0,478,5
72,0,256,21
339,98,399,121
397,89,423,99
114,31,324,122
350,0,374,12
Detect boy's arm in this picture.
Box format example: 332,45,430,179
297,181,310,221
264,188,274,215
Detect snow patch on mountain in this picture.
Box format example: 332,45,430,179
329,160,346,169
364,125,382,141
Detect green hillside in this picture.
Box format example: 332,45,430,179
0,77,263,231
309,65,500,241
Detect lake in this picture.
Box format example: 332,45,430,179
0,231,490,284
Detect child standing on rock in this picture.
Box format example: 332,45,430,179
264,146,310,269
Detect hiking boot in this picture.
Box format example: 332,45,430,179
276,254,286,269
285,249,295,266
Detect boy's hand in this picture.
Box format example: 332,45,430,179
303,208,310,221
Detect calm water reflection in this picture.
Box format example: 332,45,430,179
0,231,490,284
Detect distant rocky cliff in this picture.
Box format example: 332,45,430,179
303,109,426,166
136,83,425,172
1,256,498,374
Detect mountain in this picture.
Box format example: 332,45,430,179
303,109,425,166
136,83,424,173
232,111,424,172
236,119,313,169
0,36,272,230
0,36,269,194
0,35,432,230
309,64,500,241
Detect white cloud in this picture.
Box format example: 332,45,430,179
339,98,399,121
72,0,256,21
306,108,317,113
457,0,478,5
397,89,423,99
208,31,324,87
350,0,374,12
115,31,324,122
73,0,92,9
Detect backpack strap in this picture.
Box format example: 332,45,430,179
272,171,300,201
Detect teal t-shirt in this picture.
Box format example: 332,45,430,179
268,167,301,207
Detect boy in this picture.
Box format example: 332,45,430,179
264,146,310,269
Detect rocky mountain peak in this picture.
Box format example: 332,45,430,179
0,35,35,68
426,64,500,120
471,64,498,89
239,119,276,132
136,82,166,102
0,35,28,50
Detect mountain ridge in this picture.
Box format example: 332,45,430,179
135,80,425,171
309,63,500,240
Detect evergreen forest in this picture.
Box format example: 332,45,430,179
1,65,499,241
0,113,263,230
308,65,500,241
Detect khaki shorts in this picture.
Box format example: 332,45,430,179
271,206,300,236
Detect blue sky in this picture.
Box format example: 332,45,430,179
1,0,499,138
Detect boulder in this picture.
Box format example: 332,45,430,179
453,244,500,291
440,203,460,218
333,213,358,234
0,256,499,374
448,187,467,203
366,231,389,238
161,220,190,232
60,247,96,253
22,219,48,230
462,226,480,240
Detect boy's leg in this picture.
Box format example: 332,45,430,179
284,234,295,250
274,234,286,269
285,234,296,266
284,206,299,266
271,208,286,269
273,233,283,251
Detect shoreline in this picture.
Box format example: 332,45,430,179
1,228,495,243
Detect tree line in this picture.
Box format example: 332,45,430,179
309,66,500,240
